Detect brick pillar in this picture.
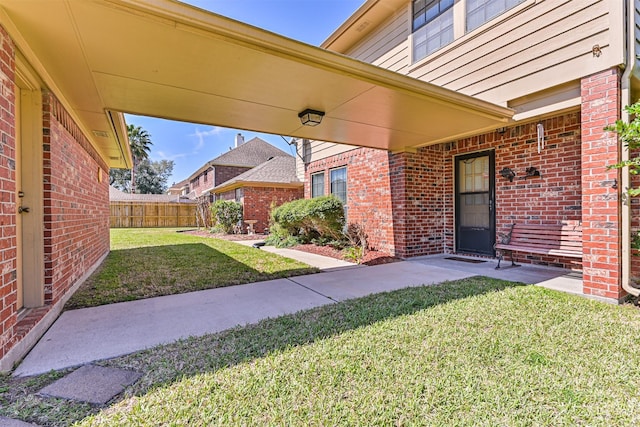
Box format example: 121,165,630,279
0,24,16,362
580,68,623,300
389,152,409,257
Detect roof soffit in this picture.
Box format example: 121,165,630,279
0,0,513,157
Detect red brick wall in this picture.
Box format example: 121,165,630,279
306,112,583,265
305,147,396,253
581,68,623,300
189,165,252,197
43,93,110,304
0,25,16,361
189,166,213,197
243,186,303,233
387,147,446,258
440,113,583,267
215,166,251,187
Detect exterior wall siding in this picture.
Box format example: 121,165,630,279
43,93,110,304
0,25,16,361
346,7,410,73
343,0,623,110
296,140,360,181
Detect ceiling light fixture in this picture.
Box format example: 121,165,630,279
298,109,325,126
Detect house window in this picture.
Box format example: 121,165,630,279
311,172,325,198
412,0,454,62
330,167,347,205
467,0,525,32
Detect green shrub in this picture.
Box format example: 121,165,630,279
269,196,345,244
210,200,243,234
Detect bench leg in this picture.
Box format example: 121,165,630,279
495,250,504,269
496,250,519,269
509,251,519,268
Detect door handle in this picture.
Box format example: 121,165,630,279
18,206,30,213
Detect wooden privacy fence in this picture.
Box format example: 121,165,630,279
110,202,198,228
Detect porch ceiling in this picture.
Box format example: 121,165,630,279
0,0,514,169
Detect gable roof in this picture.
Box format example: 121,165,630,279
211,155,301,194
186,137,289,181
211,137,289,167
109,186,195,203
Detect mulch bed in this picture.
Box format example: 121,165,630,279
182,229,266,241
292,244,401,266
181,229,401,266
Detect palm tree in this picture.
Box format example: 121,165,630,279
127,124,152,193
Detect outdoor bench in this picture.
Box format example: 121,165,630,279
494,223,582,269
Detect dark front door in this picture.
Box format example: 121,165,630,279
455,151,495,256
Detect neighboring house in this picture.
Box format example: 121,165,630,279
110,186,193,203
296,0,640,303
166,179,190,197
212,156,303,233
186,135,290,199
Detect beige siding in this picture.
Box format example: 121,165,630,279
296,140,360,180
413,0,619,105
344,0,624,109
346,7,410,73
308,0,626,174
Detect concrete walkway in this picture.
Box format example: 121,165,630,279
14,251,582,377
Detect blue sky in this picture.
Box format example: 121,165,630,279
125,0,364,186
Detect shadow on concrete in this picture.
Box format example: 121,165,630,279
100,276,523,399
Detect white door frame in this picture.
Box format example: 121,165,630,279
15,53,44,308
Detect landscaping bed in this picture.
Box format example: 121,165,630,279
292,243,400,266
183,229,400,266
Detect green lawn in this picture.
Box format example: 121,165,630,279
65,228,317,309
3,277,639,426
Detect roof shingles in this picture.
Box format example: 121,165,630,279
211,156,301,193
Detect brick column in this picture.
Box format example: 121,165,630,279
0,25,16,362
580,68,623,300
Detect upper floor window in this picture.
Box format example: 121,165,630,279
466,0,525,32
311,172,325,198
412,0,454,62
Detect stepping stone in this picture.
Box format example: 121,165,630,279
0,417,39,426
38,365,141,405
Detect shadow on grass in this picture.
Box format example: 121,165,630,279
65,243,317,310
2,277,525,426
105,276,524,395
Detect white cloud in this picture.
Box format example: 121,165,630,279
154,151,189,161
190,126,222,151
